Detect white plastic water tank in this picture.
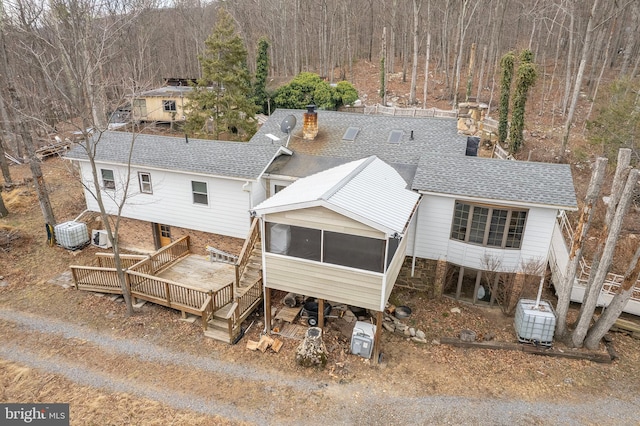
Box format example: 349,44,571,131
350,321,376,359
514,299,556,346
54,221,89,250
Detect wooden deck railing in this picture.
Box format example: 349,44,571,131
95,253,147,269
235,218,260,286
127,270,209,314
71,266,122,293
212,281,234,311
237,278,262,318
149,236,191,274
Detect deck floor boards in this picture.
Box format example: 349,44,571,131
156,255,235,292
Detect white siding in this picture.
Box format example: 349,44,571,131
79,162,252,239
264,254,383,311
250,179,267,210
412,194,558,273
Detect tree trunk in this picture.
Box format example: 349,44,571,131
619,1,639,76
584,16,616,125
560,0,599,160
0,190,7,217
423,32,431,109
570,168,639,347
408,0,419,105
555,157,608,338
466,42,476,101
476,45,487,101
561,4,575,117
584,243,640,350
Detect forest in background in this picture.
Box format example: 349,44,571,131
0,0,639,158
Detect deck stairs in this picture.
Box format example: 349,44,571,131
204,220,264,343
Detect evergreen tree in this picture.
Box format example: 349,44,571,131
254,37,270,114
185,9,257,140
273,72,357,110
509,49,537,154
498,52,515,146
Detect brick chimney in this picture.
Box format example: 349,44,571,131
303,104,318,140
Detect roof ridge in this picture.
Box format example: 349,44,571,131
320,155,377,201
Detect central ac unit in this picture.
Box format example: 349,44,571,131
91,229,112,248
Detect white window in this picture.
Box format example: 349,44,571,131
101,169,115,190
450,201,527,249
163,100,176,112
191,181,208,205
138,172,152,194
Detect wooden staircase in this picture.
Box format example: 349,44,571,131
203,219,263,343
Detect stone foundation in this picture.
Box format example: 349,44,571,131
394,257,439,296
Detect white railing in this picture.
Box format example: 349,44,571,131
550,211,640,312
364,104,457,118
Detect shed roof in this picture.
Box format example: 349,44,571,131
134,86,194,97
65,131,289,180
253,156,421,235
412,154,578,209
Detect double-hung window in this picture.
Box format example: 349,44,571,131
101,169,115,190
138,172,152,194
450,201,527,249
191,181,208,205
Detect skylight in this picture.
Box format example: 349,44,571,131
388,130,403,144
342,127,360,141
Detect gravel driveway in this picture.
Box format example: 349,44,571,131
1,308,638,425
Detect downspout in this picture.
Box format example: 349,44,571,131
411,201,421,277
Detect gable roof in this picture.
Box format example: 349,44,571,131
253,156,420,236
65,131,289,181
412,154,577,209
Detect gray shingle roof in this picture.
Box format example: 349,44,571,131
65,131,283,180
412,153,578,208
254,109,468,164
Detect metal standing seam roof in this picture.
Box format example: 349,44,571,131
253,156,421,235
64,131,287,180
412,153,578,209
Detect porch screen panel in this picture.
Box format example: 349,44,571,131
288,225,321,261
265,223,321,261
323,231,385,273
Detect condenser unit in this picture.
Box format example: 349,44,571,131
91,229,112,248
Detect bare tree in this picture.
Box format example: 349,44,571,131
555,157,608,338
560,0,600,159
584,243,640,349
570,168,639,347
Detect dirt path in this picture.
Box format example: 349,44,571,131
2,308,639,425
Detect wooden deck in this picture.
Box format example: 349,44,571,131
70,222,265,344
156,255,235,292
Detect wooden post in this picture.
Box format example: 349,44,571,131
456,266,464,299
473,270,482,304
264,287,272,334
318,298,324,329
373,311,383,365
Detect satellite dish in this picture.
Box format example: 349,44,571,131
280,115,297,134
